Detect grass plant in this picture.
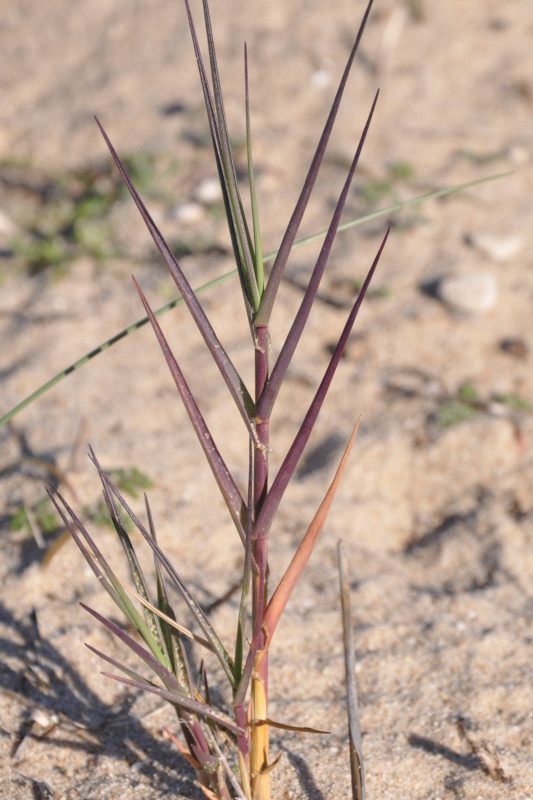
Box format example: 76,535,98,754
0,1,507,798
48,2,382,796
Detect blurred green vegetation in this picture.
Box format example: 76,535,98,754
9,465,153,542
1,152,173,276
436,381,532,429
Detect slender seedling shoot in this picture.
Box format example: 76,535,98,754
43,1,462,798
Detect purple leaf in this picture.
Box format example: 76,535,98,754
102,671,243,735
257,91,379,420
81,603,185,692
133,278,247,545
255,228,389,541
256,0,376,325
95,118,256,430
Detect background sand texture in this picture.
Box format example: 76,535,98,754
1,1,532,798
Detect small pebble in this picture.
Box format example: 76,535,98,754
194,176,222,205
31,709,58,728
311,68,332,89
468,232,524,262
437,271,498,313
509,144,530,164
170,201,205,223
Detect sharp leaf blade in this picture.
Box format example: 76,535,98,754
258,91,379,420
133,277,248,544
255,228,389,541
256,0,376,325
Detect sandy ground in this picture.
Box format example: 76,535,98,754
1,1,532,798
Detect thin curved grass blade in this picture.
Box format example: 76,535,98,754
96,461,164,650
101,668,243,735
81,603,184,694
0,172,509,432
89,453,237,687
47,487,167,665
114,576,213,652
338,542,365,800
304,171,512,247
145,494,195,691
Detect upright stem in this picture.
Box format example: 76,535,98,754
253,324,269,533
251,323,270,799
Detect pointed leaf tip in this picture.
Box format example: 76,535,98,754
263,420,360,644
256,0,377,326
